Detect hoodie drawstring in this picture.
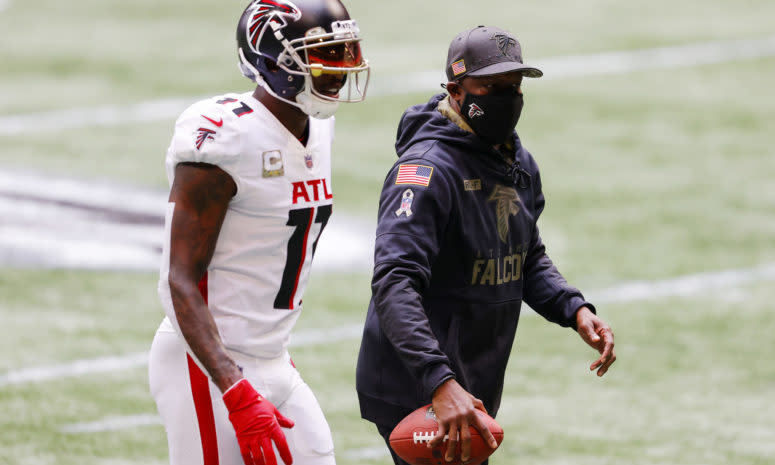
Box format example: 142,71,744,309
509,161,531,189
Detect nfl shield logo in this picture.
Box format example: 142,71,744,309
395,189,414,217
304,153,314,169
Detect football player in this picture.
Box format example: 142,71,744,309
148,1,369,465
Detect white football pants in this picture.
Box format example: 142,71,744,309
149,320,336,465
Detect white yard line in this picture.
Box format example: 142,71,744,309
0,97,196,136
0,169,166,215
0,323,366,387
538,34,775,77
61,414,162,434
0,352,151,387
1,35,774,136
5,262,774,391
588,263,775,303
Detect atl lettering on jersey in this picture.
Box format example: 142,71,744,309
292,179,333,204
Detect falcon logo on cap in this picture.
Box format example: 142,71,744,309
468,103,484,119
491,33,517,56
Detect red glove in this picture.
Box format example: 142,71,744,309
222,379,295,465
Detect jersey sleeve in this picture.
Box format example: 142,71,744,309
165,98,243,190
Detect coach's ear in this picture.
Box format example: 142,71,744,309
445,81,462,98
445,81,465,112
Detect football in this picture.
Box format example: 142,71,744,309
389,404,504,465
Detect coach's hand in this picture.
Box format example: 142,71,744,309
223,379,295,465
576,306,617,377
429,379,498,463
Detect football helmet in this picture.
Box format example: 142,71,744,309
237,0,370,118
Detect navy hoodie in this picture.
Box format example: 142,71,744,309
356,93,593,427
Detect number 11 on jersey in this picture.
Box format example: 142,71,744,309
274,205,332,310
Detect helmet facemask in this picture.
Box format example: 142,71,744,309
275,19,369,118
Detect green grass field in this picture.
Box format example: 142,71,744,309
1,0,774,464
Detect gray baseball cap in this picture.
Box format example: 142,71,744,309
445,25,543,81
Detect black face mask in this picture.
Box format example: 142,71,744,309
461,87,523,146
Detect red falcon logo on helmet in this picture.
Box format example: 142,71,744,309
246,0,302,53
195,128,217,150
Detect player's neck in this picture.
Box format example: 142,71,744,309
252,86,309,140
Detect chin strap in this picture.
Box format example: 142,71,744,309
296,91,339,119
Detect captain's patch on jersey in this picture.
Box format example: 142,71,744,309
262,150,284,177
395,164,433,187
395,189,414,217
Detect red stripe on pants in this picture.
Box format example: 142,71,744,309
188,355,219,465
188,272,219,464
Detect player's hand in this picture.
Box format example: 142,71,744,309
429,379,498,463
576,306,616,377
222,379,295,465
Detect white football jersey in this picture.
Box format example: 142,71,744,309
158,91,335,359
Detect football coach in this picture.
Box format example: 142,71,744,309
356,25,616,465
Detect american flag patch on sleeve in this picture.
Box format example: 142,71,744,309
395,164,434,186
